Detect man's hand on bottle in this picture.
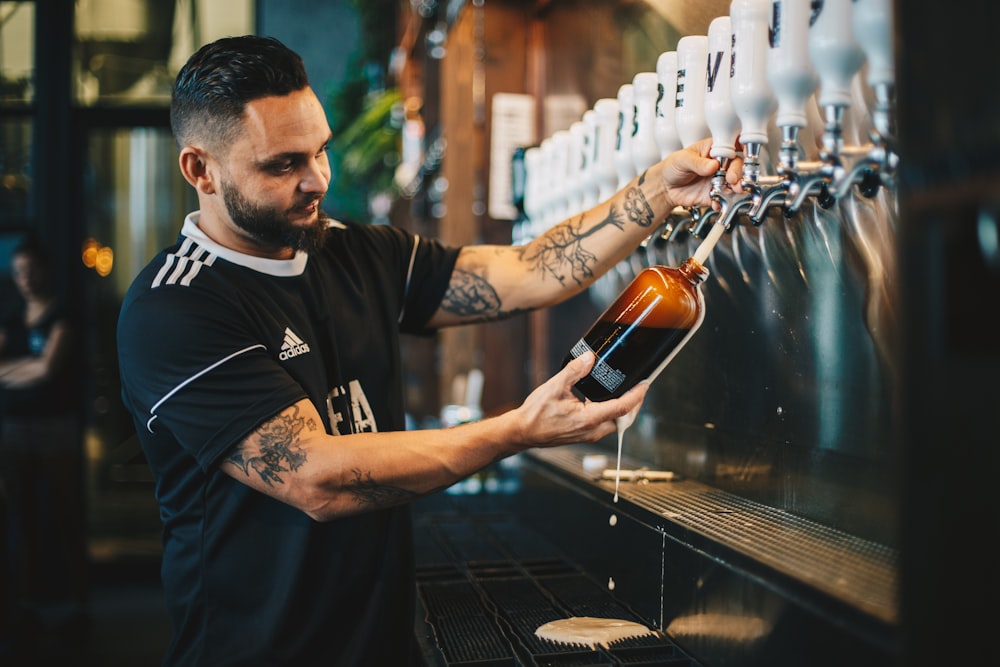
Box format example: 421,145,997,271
508,351,648,449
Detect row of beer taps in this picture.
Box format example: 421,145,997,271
518,0,896,248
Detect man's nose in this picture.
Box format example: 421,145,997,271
301,157,330,193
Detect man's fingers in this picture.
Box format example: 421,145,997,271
586,379,649,426
562,350,595,385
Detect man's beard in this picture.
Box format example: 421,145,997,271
221,179,329,253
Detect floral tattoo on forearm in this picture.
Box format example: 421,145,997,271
228,405,313,485
441,268,499,315
440,268,528,321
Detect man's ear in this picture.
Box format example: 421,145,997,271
178,146,217,195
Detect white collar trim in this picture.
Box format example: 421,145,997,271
180,211,310,277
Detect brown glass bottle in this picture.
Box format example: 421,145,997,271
565,256,709,402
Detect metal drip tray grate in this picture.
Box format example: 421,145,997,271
529,447,899,626
415,510,699,666
418,579,516,666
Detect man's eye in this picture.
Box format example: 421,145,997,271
269,162,294,174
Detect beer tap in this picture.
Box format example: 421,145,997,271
654,51,683,159
580,109,601,210
593,97,620,203
548,129,571,225
725,0,779,227
784,0,866,213
565,120,587,217
675,35,711,150
521,146,542,243
674,35,713,238
702,15,741,232
528,143,555,240
703,0,780,233
614,83,638,191
834,0,896,198
688,204,719,240
536,137,555,235
614,82,642,281
634,70,671,258
588,98,625,303
632,72,662,174
653,50,691,247
749,0,819,221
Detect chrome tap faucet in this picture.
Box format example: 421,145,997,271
784,0,900,213
746,0,818,220
722,0,778,225
830,0,897,199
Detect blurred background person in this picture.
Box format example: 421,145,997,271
0,233,88,658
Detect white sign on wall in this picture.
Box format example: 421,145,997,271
488,93,536,221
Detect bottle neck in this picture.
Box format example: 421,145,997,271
679,256,709,284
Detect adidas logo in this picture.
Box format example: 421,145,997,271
279,327,311,360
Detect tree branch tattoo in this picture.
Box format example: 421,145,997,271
228,404,313,486
347,468,418,509
523,175,654,286
523,206,626,286
440,175,655,317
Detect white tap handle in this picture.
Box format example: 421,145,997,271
614,83,638,189
852,0,894,90
593,98,620,202
531,140,551,237
808,0,865,109
704,16,740,160
565,121,586,217
549,130,571,223
767,0,817,130
631,72,662,173
675,35,711,148
539,137,556,232
523,146,541,236
655,51,683,158
730,0,777,147
580,109,600,210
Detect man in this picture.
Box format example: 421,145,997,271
117,35,739,666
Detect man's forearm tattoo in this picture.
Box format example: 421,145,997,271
441,268,500,315
625,171,655,227
348,468,418,509
441,268,527,321
441,177,653,315
228,405,313,486
525,176,652,285
523,204,629,286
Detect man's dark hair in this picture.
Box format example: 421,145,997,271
170,35,311,151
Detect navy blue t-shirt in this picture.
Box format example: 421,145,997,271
117,213,459,665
